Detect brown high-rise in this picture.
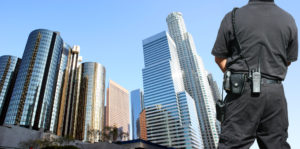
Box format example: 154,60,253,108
106,80,130,140
139,109,147,140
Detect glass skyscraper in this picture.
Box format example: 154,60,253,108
75,62,106,143
57,45,81,137
130,89,144,140
142,31,203,148
207,73,222,134
0,55,21,124
4,29,64,130
48,43,70,133
207,74,221,104
167,12,219,148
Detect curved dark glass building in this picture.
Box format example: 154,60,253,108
0,55,21,124
4,29,64,130
48,43,70,133
76,62,106,142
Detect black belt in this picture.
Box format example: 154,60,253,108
240,73,281,84
261,78,281,84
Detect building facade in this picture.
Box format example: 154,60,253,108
207,73,222,134
139,109,147,141
4,29,64,130
207,74,221,103
167,12,219,148
75,62,106,142
106,80,130,141
48,43,69,133
0,55,21,124
56,45,81,136
142,31,203,148
130,89,143,140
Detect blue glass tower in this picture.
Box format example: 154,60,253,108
48,43,70,133
130,89,143,140
4,29,64,130
0,55,21,124
142,31,203,148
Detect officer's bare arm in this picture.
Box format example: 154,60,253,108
215,57,227,72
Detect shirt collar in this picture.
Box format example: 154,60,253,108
249,0,275,4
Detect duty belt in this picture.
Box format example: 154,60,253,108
261,78,281,84
236,72,281,84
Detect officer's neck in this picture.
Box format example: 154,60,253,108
249,0,274,2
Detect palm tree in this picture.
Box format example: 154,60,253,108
101,126,120,142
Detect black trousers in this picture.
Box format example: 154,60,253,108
218,82,290,149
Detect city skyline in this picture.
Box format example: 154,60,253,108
0,1,299,149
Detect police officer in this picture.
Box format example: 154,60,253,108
212,0,298,148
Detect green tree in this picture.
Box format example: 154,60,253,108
101,126,128,142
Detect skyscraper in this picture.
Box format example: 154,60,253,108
48,43,70,133
75,62,106,142
4,29,64,130
57,45,81,136
142,31,203,148
0,55,21,125
106,80,130,141
207,74,221,103
139,109,147,141
207,73,222,135
167,12,219,148
130,89,144,140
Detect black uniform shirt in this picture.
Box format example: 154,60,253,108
212,0,298,80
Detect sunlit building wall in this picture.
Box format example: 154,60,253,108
167,12,219,148
75,62,106,142
106,80,130,141
142,31,203,148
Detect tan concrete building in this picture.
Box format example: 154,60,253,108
106,80,130,141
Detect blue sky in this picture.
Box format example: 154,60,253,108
0,0,299,148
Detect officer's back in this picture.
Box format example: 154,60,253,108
213,0,298,80
212,0,297,148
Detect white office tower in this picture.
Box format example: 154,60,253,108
142,31,203,148
167,12,219,148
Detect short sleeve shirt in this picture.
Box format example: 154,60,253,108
211,1,298,80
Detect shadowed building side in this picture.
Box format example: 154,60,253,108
0,55,21,125
56,45,81,136
130,89,144,140
139,109,147,141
